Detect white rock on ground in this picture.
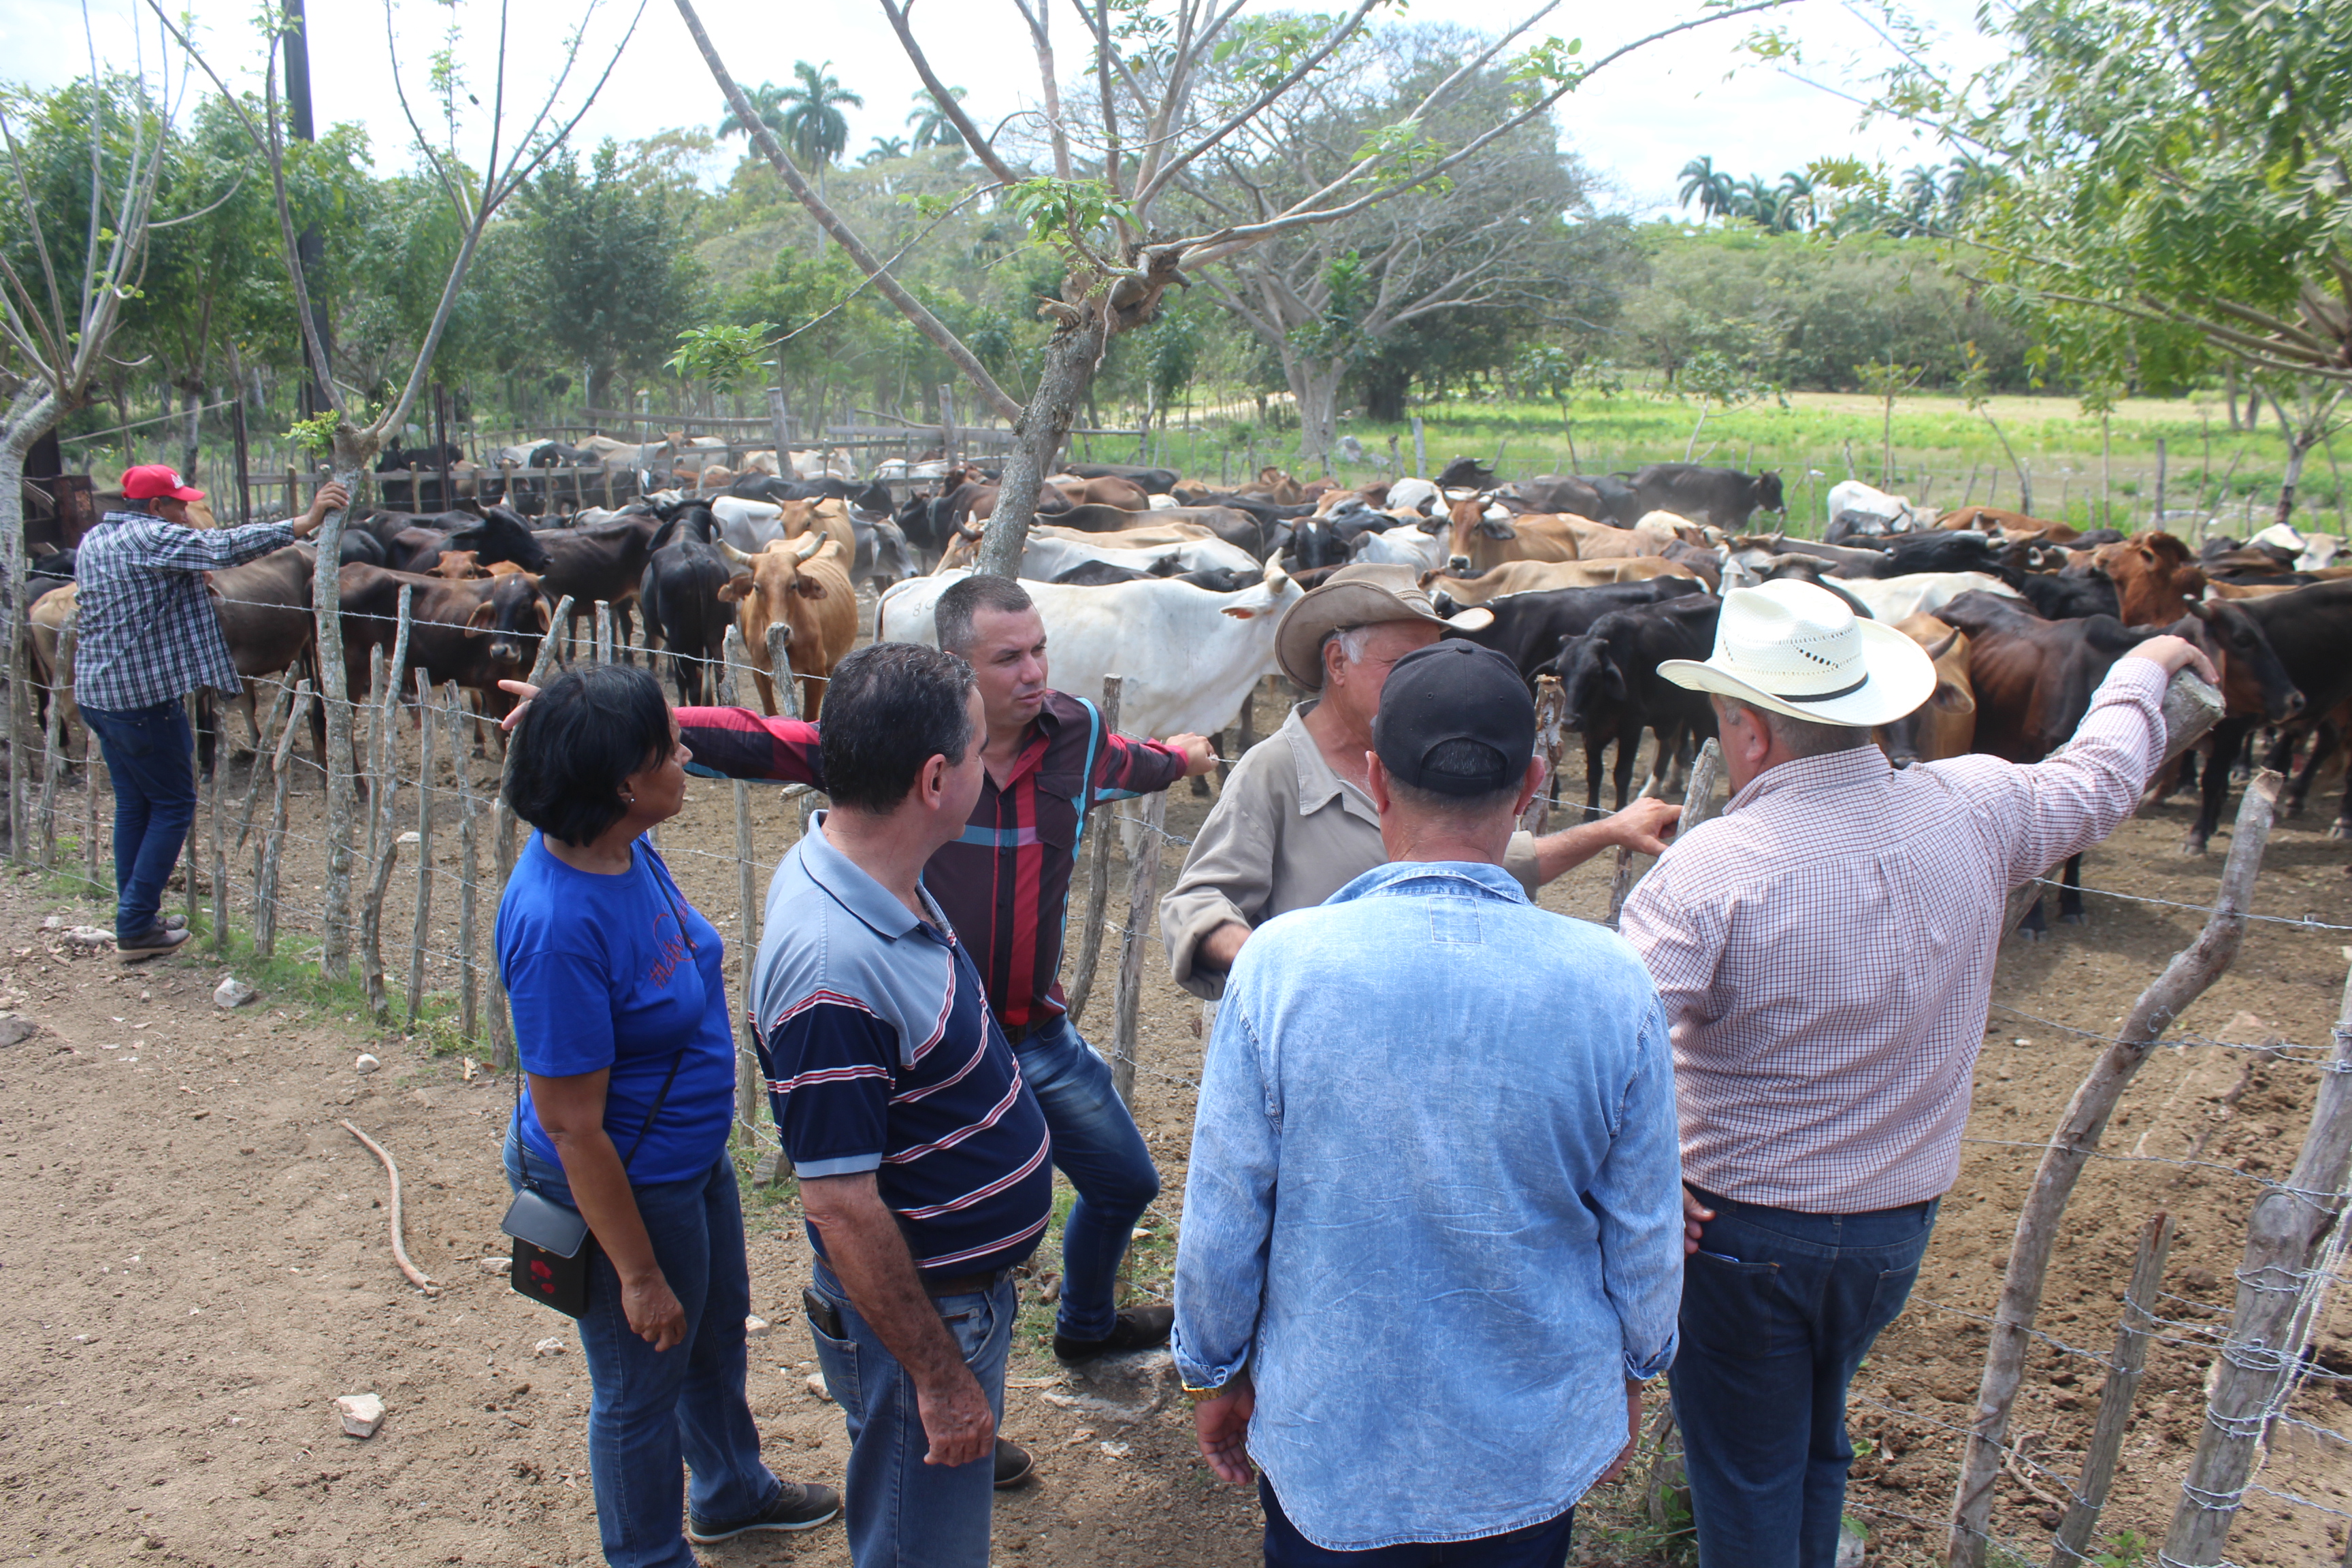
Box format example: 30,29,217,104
745,1314,770,1337
213,977,257,1009
353,1054,380,1075
336,1393,385,1438
64,926,113,949
805,1373,833,1402
533,1336,568,1358
478,1256,510,1275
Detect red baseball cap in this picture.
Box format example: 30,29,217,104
120,464,206,502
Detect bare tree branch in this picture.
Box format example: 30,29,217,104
672,0,1024,421
879,0,1024,188
1011,0,1074,181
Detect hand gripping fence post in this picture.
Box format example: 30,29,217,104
1063,675,1124,1028
1947,771,2281,1568
489,595,573,1070
1110,785,1167,1110
2047,1211,2174,1565
2161,958,2352,1567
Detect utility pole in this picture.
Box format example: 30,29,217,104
282,0,336,421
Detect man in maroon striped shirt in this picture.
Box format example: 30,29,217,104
676,575,1216,1371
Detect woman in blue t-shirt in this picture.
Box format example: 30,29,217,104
497,666,836,1566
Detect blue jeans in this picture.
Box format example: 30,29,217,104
80,700,195,941
1261,1481,1573,1567
1014,1014,1160,1340
502,1134,779,1568
1669,1188,1939,1568
806,1258,1013,1568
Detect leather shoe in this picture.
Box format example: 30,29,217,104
994,1438,1035,1489
1054,1304,1175,1362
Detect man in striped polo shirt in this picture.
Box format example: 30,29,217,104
751,643,1053,1568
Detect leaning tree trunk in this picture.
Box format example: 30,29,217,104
0,389,61,863
1293,359,1344,476
975,316,1110,579
314,423,379,978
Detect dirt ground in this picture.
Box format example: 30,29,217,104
5,694,2352,1567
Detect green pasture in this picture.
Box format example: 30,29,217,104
1073,390,2347,538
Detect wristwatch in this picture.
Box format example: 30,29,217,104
1183,1379,1233,1404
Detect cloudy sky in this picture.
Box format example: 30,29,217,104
5,0,1997,218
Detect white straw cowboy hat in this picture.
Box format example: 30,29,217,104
1274,563,1493,690
1658,578,1935,728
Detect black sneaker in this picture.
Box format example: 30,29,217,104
684,1480,840,1544
1054,1305,1175,1362
116,925,189,961
994,1438,1035,1490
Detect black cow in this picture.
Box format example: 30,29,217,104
1284,518,1349,572
535,517,664,659
1622,463,1786,530
639,507,733,706
2179,580,2349,851
1442,578,1707,683
1062,462,1179,494
378,505,552,576
28,545,76,603
1049,560,1254,591
1829,532,2021,583
1543,596,1722,811
2014,570,2121,620
1501,474,1644,525
728,474,894,514
1435,456,1499,491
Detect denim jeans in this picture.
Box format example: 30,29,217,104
1262,1481,1573,1568
806,1257,1013,1568
80,700,195,941
1669,1188,1939,1568
502,1134,779,1568
1014,1014,1160,1341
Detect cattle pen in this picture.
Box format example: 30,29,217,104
5,571,2352,1567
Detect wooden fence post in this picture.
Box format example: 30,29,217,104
206,717,227,956
2162,960,2352,1567
594,600,612,665
358,655,406,1021
182,695,201,928
1064,676,1124,1027
253,682,311,959
721,625,762,1146
1411,414,1426,478
36,623,72,871
1518,674,1566,837
441,683,480,1045
766,622,800,721
83,736,102,894
2048,1212,2175,1566
1109,788,1167,1108
404,668,438,1028
1948,772,2282,1568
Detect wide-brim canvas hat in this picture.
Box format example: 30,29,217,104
1659,578,1935,728
1274,563,1494,690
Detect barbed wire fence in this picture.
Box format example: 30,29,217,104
12,577,2352,1567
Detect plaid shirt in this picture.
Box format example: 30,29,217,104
679,689,1187,1032
74,511,297,712
1620,659,2167,1213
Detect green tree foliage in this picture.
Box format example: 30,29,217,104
717,81,789,142
522,140,706,410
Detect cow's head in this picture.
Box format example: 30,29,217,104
1876,623,1974,768
1546,632,1624,732
2183,599,2304,724
1751,472,1786,513
470,573,551,667
1219,559,1296,620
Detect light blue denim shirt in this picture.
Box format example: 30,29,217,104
1172,859,1684,1552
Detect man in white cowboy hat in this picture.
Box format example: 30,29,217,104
1160,564,1679,997
1618,578,2215,1568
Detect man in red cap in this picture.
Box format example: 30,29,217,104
76,465,347,957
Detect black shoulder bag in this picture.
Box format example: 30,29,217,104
500,847,700,1318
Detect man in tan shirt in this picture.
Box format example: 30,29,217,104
1160,565,1680,997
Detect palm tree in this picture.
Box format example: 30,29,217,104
717,81,789,142
775,60,864,252
1677,156,1734,223
1942,154,1994,227
907,86,968,151
1773,171,1814,232
1895,164,1943,235
1732,175,1776,227
861,135,909,165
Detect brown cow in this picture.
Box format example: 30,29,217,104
1938,506,2083,541
1445,498,1688,574
27,583,81,761
1423,556,1701,606
2089,532,2204,625
431,550,485,578
1047,473,1152,510
1874,615,1974,767
716,534,858,719
774,496,859,563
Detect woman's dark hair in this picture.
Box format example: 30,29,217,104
819,642,977,812
504,664,674,846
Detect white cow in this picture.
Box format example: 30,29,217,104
1017,531,1258,581
712,495,787,552
875,561,1302,738
1833,571,2019,622
1386,476,1441,514
1351,521,1450,571
1826,480,1927,534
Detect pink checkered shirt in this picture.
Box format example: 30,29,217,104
1620,659,2168,1213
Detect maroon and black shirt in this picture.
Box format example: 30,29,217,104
678,689,1186,1032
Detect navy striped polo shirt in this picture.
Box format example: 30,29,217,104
750,812,1052,1279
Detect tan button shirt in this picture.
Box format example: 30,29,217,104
1159,702,1541,998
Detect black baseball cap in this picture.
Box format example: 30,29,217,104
1372,642,1536,796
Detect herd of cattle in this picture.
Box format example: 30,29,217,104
18,447,2352,933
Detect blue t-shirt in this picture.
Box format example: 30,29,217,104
497,834,735,1185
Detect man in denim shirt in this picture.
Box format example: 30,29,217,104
1173,642,1684,1567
